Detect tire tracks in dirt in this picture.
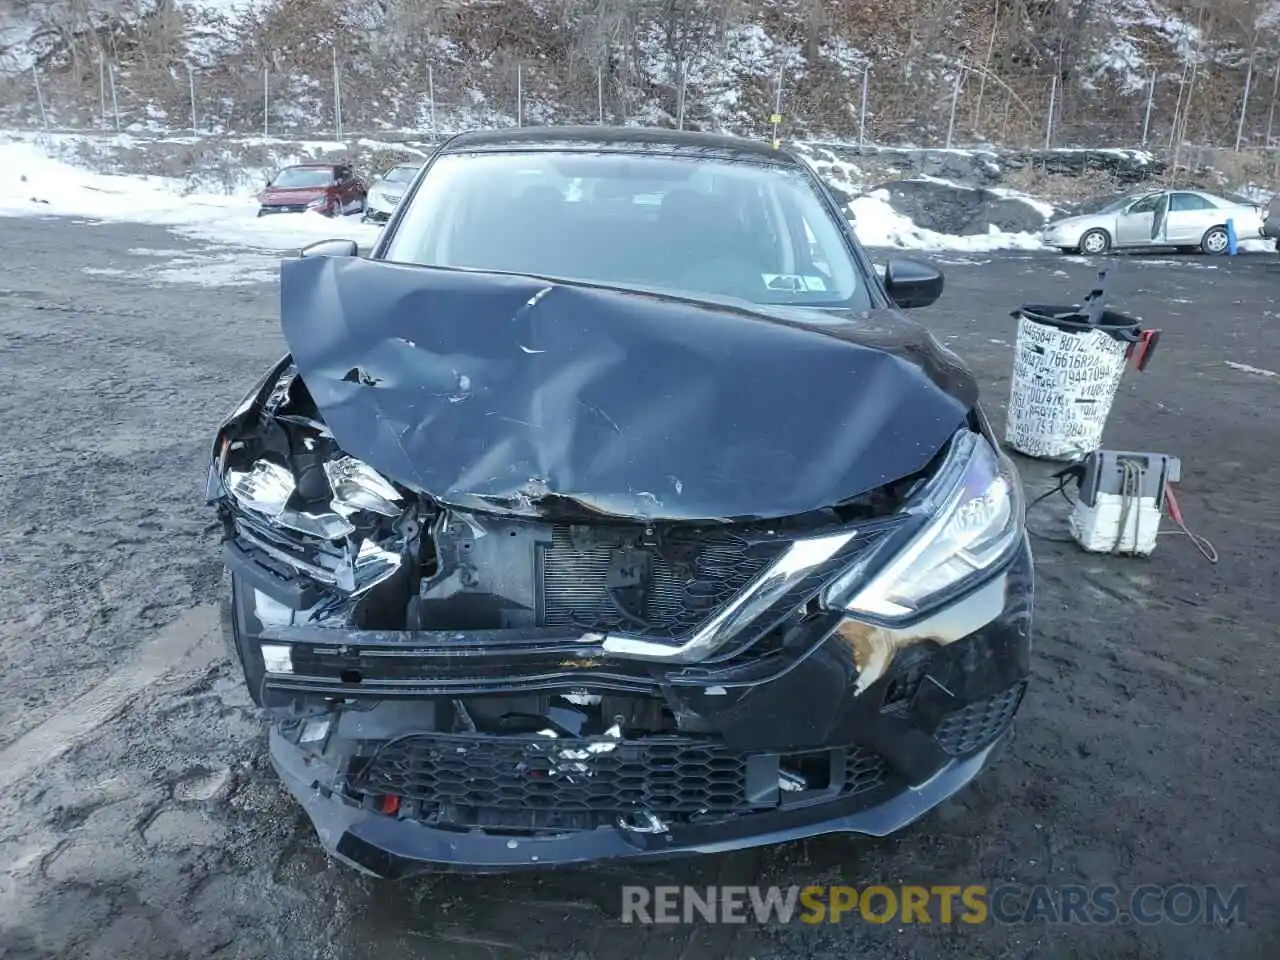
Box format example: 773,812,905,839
0,604,223,786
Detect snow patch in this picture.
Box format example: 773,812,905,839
0,139,381,253
849,190,1047,252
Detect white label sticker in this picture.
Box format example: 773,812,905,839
762,274,828,292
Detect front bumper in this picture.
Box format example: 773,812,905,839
271,725,1012,876
258,203,315,216
226,537,1034,877
362,197,399,222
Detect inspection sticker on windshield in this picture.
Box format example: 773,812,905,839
762,274,827,292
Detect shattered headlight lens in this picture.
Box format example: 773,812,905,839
224,453,402,542
822,430,1024,621
325,456,402,517
225,460,295,517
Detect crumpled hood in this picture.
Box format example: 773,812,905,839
279,256,977,522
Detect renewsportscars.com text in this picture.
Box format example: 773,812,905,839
620,884,1247,926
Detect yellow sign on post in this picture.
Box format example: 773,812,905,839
770,113,782,124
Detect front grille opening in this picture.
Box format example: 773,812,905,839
347,733,896,834
537,526,784,639
779,751,832,792
881,651,934,713
933,683,1027,756
348,732,758,833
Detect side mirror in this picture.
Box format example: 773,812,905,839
300,239,359,259
883,258,944,309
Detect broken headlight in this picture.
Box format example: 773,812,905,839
224,454,403,542
822,430,1024,621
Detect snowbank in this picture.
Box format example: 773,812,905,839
849,190,1047,252
0,140,381,251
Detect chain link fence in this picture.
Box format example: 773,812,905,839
5,52,1280,180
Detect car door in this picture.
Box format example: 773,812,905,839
1114,192,1164,246
1164,192,1215,244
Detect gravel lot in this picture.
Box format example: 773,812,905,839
0,218,1277,960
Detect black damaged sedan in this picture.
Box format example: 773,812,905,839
207,127,1033,877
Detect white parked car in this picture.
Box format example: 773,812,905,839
1042,189,1265,255
361,163,422,224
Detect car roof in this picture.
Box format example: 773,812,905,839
284,162,338,169
439,126,803,166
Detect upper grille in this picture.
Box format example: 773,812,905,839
537,526,785,639
933,683,1026,756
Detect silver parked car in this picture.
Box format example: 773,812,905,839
362,162,422,224
1042,189,1264,255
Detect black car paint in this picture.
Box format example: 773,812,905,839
235,539,1032,875
279,255,974,522
210,128,1031,877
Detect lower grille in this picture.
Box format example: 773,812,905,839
350,733,893,831
933,683,1026,756
355,733,751,827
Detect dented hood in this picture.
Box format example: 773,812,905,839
279,256,977,522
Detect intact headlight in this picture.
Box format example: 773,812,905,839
822,430,1024,621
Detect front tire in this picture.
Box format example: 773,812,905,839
1079,228,1111,255
1201,226,1229,255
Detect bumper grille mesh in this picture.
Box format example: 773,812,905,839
933,683,1026,756
351,733,893,830
356,732,752,817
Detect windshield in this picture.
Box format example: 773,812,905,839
383,165,419,184
1075,193,1143,216
270,168,333,189
380,151,869,308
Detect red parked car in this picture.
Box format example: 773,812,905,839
257,163,367,218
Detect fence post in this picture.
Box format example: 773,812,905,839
332,44,343,140
32,66,49,130
1266,59,1280,147
771,63,783,148
1236,51,1256,151
858,63,869,151
98,52,107,127
1045,73,1057,148
517,63,523,127
428,64,436,137
676,63,687,129
945,66,964,149
108,63,120,131
598,65,604,124
188,64,198,135
263,65,269,137
1141,71,1155,146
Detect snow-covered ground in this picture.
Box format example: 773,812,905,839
0,138,382,283
847,190,1046,252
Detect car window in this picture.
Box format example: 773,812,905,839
380,151,869,309
1170,192,1215,212
384,165,419,184
1127,194,1162,214
270,168,333,189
